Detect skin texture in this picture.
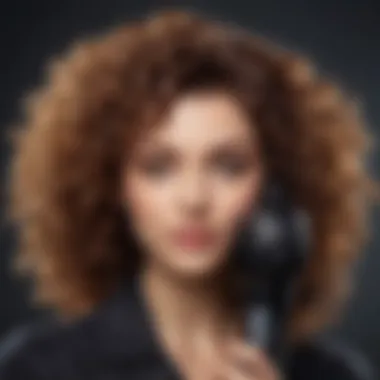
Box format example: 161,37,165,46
123,90,263,279
122,90,276,379
8,9,377,379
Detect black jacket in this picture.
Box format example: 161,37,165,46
0,280,375,380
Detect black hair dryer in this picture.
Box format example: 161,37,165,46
235,182,310,370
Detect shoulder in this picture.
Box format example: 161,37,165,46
291,336,376,380
0,321,57,379
0,316,95,380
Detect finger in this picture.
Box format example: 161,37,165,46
223,359,277,380
228,342,262,375
224,363,279,380
226,342,279,380
224,364,253,380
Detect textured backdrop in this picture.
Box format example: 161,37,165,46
0,0,379,371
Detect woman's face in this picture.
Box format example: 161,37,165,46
122,91,263,279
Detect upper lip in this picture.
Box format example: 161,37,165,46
171,226,215,246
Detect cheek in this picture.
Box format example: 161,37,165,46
122,175,168,230
215,175,262,228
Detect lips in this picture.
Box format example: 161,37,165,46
171,227,216,249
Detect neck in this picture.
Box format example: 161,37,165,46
139,264,241,352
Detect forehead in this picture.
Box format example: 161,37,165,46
135,90,256,151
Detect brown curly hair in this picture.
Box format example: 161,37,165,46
8,10,377,340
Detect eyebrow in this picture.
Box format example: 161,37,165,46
136,135,256,154
210,139,255,150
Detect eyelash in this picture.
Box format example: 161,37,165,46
141,162,173,176
139,158,250,177
215,160,249,175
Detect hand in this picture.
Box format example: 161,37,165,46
216,341,280,380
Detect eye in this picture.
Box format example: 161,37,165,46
212,153,253,176
137,153,176,178
143,162,173,176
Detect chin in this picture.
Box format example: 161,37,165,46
167,250,230,281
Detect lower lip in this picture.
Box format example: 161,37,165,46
173,233,215,250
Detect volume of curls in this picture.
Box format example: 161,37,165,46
8,10,377,340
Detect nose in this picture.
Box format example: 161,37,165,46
177,172,209,215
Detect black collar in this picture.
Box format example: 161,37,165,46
83,278,180,379
69,279,363,380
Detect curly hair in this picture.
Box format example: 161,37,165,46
8,10,377,340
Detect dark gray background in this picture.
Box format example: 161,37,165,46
1,0,379,372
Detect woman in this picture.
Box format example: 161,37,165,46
0,10,376,380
